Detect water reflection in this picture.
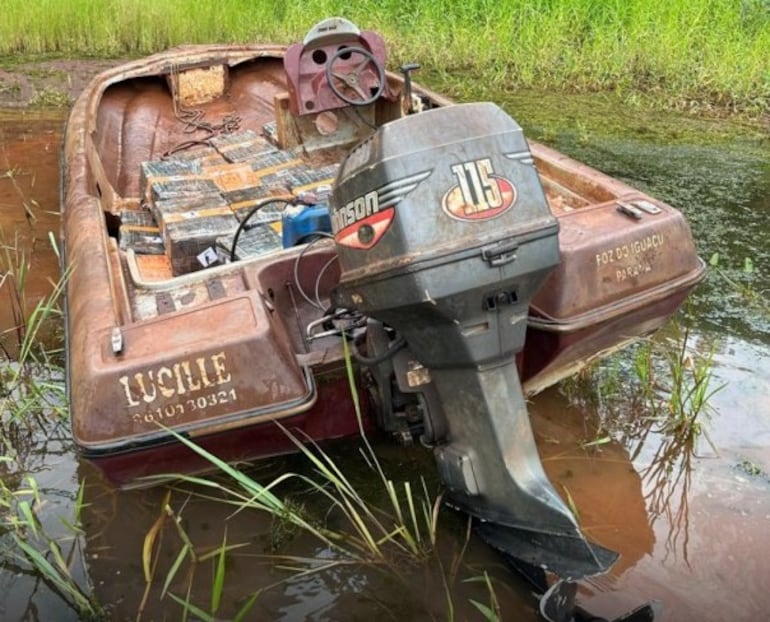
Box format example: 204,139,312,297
532,393,656,578
76,449,540,621
0,419,84,622
630,425,697,567
0,111,64,354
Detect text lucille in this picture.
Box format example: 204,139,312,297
119,352,232,407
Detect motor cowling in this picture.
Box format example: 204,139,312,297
331,102,617,580
331,102,559,366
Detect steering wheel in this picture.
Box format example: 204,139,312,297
325,45,385,106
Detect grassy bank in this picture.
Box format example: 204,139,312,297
1,0,768,113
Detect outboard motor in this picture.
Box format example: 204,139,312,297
331,102,617,579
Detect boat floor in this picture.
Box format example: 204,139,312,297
95,55,598,299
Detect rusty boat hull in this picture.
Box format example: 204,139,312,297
61,36,704,488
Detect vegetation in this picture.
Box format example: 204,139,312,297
0,232,67,424
134,341,507,620
558,306,726,561
0,234,88,616
561,306,722,449
0,469,106,620
709,252,770,322
0,0,768,114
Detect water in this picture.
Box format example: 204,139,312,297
0,110,62,342
1,95,770,621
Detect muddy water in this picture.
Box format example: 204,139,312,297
0,110,63,333
1,103,770,621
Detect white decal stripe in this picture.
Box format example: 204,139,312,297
503,151,534,165
377,170,432,206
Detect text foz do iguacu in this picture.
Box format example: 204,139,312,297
595,232,664,281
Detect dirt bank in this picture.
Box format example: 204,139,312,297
0,58,124,108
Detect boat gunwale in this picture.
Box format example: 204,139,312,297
80,44,288,133
528,256,706,332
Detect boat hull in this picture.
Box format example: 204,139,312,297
61,41,704,487
82,367,369,487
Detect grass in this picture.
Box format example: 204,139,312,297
0,231,89,615
0,0,768,114
557,306,725,564
0,463,106,620
132,339,509,620
29,88,71,107
1,231,68,424
138,433,509,620
561,305,723,450
137,490,259,622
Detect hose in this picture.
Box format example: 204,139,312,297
229,196,292,262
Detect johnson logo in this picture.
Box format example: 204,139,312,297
331,190,380,233
442,158,516,221
332,170,431,249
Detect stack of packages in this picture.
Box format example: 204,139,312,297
142,158,233,275
118,207,165,256
119,130,339,276
212,134,301,261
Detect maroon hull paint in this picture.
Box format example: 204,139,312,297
86,371,371,487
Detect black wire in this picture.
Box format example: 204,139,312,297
348,333,407,366
230,197,292,262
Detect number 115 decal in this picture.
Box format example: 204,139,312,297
441,157,516,221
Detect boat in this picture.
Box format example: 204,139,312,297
61,17,705,584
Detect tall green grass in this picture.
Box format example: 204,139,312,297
1,0,768,112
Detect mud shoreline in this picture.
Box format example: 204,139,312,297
0,58,125,108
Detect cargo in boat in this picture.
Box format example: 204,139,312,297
61,18,704,582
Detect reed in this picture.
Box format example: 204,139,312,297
140,431,510,619
0,238,85,615
138,493,259,622
561,307,722,449
0,466,105,620
0,0,767,113
144,419,438,566
651,317,723,444
136,428,445,618
467,571,502,621
0,232,68,426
